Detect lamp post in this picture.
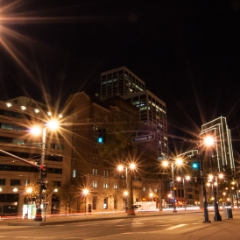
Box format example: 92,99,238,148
117,163,136,216
149,192,154,201
123,191,128,212
31,119,59,221
199,152,210,223
162,158,183,212
176,175,190,210
207,174,222,221
83,189,89,214
207,137,222,222
231,180,239,208
199,135,221,223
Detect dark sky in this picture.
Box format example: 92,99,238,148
1,0,240,152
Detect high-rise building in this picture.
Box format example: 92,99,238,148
100,66,168,159
101,66,146,99
200,116,235,171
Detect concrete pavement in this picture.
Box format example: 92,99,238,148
1,210,203,226
0,208,237,226
1,209,240,240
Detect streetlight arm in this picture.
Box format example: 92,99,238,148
0,149,40,168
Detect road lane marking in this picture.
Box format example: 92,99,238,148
166,224,186,230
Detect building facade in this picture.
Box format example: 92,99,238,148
200,116,235,172
63,92,162,212
100,66,168,160
0,97,69,217
100,66,146,99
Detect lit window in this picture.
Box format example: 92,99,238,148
114,184,118,189
143,187,146,191
103,183,109,189
92,169,98,176
72,169,76,178
103,170,108,177
92,181,97,188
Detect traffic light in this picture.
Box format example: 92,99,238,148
97,129,106,143
40,164,47,178
191,162,199,169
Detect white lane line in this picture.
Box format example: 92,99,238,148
49,225,65,226
166,224,187,230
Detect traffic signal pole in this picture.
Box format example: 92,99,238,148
199,154,211,223
34,127,46,221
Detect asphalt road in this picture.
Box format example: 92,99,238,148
1,211,240,240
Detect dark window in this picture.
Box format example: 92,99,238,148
0,194,19,202
92,196,97,210
10,179,21,186
45,155,63,162
0,164,38,173
53,181,61,187
114,197,117,209
0,179,6,185
48,168,62,174
103,161,109,166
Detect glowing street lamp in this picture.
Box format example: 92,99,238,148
200,135,221,223
123,191,128,212
117,163,136,216
162,158,183,212
149,192,154,201
83,188,89,213
204,136,215,147
176,175,190,210
31,119,59,221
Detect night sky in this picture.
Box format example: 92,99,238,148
1,0,240,153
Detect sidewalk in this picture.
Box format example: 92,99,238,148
1,210,203,226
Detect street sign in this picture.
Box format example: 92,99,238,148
132,134,155,143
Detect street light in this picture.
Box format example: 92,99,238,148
83,188,89,213
123,191,128,212
31,119,59,221
176,175,190,210
207,174,222,221
149,192,154,201
206,136,222,222
117,163,136,216
199,135,221,223
162,158,183,212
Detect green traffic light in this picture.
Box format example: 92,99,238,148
192,162,199,169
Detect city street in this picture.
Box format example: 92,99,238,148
1,210,240,239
